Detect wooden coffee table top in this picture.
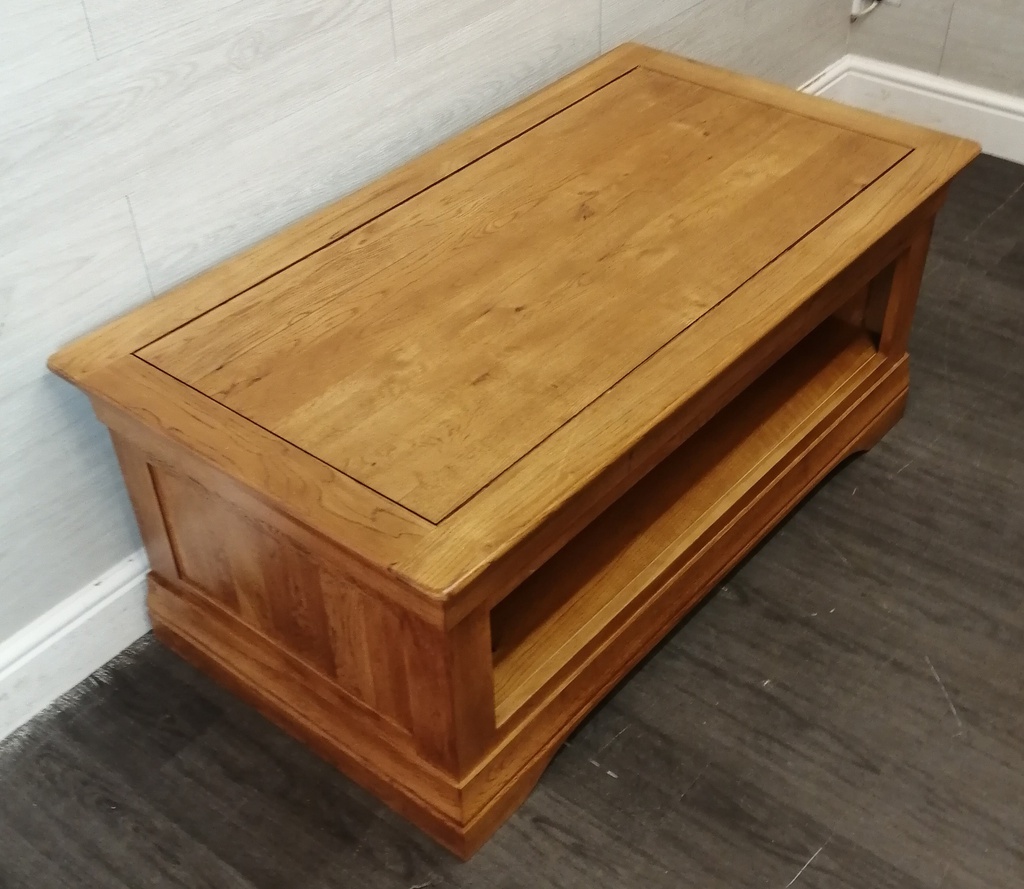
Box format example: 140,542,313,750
51,44,977,620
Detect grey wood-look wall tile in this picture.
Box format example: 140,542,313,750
658,0,748,70
600,0,704,52
128,65,398,291
741,0,850,86
0,198,150,636
0,0,96,98
130,0,601,291
941,0,1024,95
848,0,955,73
390,0,491,57
850,0,1024,99
601,0,849,84
393,0,599,61
0,0,394,244
0,199,151,396
82,0,242,58
0,380,141,637
601,0,747,70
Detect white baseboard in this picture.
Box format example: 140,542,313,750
0,549,151,740
804,54,1024,166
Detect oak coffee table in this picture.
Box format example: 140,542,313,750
51,44,978,858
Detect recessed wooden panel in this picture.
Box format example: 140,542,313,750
151,465,440,735
154,468,336,674
138,66,908,522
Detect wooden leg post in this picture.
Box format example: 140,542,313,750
878,217,937,357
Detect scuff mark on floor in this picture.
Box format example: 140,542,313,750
811,528,850,566
925,655,965,735
784,841,827,887
678,762,709,802
595,725,629,754
893,458,916,477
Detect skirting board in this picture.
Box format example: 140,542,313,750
0,549,150,740
3,51,1014,744
804,54,1024,166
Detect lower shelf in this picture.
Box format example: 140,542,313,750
490,317,884,724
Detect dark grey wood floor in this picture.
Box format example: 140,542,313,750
3,155,1023,889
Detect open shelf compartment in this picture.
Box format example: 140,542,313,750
490,316,884,725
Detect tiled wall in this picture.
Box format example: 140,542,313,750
850,0,1024,96
0,0,850,642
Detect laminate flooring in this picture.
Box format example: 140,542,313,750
2,154,1022,889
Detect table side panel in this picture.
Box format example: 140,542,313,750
111,426,496,773
107,430,435,732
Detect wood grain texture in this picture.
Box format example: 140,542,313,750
146,576,464,812
0,0,95,99
110,434,179,583
740,0,850,87
84,367,437,622
458,370,913,851
402,160,961,613
390,0,497,56
878,219,936,356
600,0,706,52
5,152,1024,887
614,0,747,71
144,347,913,856
3,0,853,647
51,48,978,608
0,199,150,399
140,481,491,772
82,0,243,58
392,0,600,60
127,0,602,292
43,48,976,857
0,0,394,245
48,46,642,386
636,45,974,149
139,68,906,522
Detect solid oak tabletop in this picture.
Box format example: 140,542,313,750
50,44,978,619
